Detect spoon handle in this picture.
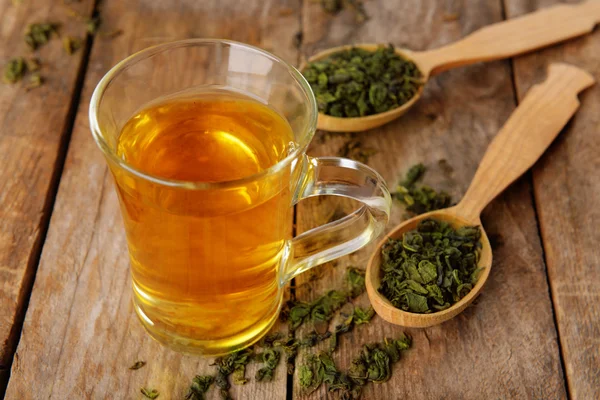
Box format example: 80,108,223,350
417,1,600,76
454,63,594,223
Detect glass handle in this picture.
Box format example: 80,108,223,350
281,156,391,284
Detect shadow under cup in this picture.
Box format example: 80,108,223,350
90,39,391,355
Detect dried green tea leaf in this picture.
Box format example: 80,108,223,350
24,23,59,50
211,348,253,398
129,360,146,370
320,0,368,23
26,73,43,90
282,301,311,331
393,163,453,215
185,375,214,400
353,306,375,325
255,348,281,381
346,267,366,298
63,36,82,54
311,290,348,322
99,29,124,39
3,57,26,83
25,57,40,72
140,387,159,399
300,334,412,398
85,16,101,34
299,364,313,388
379,219,482,313
303,45,422,118
338,138,377,164
330,303,355,352
321,0,342,13
260,331,283,347
214,371,231,400
272,333,300,375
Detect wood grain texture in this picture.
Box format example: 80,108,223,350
4,0,300,398
505,0,600,398
0,0,94,393
294,0,567,398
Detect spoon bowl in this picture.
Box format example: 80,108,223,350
300,44,426,132
299,1,600,132
364,63,594,327
366,208,492,328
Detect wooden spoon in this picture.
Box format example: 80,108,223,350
303,1,600,132
365,63,594,328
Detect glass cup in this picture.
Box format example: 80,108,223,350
90,39,391,355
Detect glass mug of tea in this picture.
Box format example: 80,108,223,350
90,39,391,355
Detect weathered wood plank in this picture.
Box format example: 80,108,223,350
505,1,600,398
294,0,567,398
4,0,301,398
0,0,95,393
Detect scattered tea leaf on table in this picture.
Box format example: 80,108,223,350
185,375,214,400
346,266,366,298
140,387,159,399
338,138,377,164
394,163,453,215
3,57,26,83
24,23,59,50
319,0,369,23
353,306,375,325
63,36,83,54
300,334,412,399
25,57,40,72
212,347,254,393
255,348,281,381
26,73,43,90
85,16,101,34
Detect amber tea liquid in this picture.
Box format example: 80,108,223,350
113,88,295,354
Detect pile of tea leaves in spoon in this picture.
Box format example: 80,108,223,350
379,218,483,313
302,45,423,118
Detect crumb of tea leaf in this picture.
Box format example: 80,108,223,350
129,361,146,370
26,73,43,90
293,31,303,49
338,138,377,164
25,57,40,72
279,7,294,16
85,16,101,34
63,36,83,54
443,12,459,21
100,29,124,39
140,387,159,399
3,57,26,84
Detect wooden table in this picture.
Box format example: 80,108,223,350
1,0,599,399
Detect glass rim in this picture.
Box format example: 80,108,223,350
89,38,318,190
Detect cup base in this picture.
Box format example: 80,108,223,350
132,293,283,356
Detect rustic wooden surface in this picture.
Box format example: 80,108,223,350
295,0,565,399
0,0,598,399
506,0,600,398
0,0,95,393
